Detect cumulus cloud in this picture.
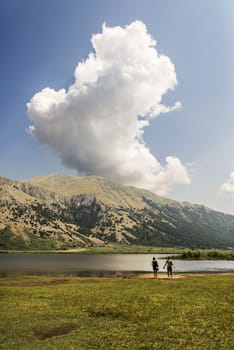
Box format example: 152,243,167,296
27,21,190,195
219,172,234,196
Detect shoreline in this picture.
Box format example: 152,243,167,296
136,271,234,280
1,271,234,279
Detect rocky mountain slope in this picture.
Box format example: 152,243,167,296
0,174,234,250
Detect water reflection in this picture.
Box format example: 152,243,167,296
0,253,234,277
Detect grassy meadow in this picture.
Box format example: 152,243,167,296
0,274,233,349
82,246,234,260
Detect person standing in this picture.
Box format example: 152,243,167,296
163,256,175,278
152,257,159,279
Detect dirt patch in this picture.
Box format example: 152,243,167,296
136,272,234,280
137,273,187,280
72,277,116,283
34,324,80,340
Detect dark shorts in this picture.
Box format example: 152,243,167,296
167,266,172,274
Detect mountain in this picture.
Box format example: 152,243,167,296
0,174,234,250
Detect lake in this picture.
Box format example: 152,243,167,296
0,253,234,276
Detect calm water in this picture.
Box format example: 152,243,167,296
0,253,234,276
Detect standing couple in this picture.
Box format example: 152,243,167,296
152,256,175,279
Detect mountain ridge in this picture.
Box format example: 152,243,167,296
0,174,234,250
23,173,175,208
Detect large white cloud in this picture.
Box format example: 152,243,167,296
219,172,234,196
27,21,190,195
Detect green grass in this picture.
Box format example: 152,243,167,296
0,243,182,254
80,245,234,260
0,275,233,349
0,245,190,255
81,244,183,254
177,249,234,260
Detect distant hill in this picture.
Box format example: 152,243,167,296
0,174,234,250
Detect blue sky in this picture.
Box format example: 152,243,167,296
1,0,234,214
